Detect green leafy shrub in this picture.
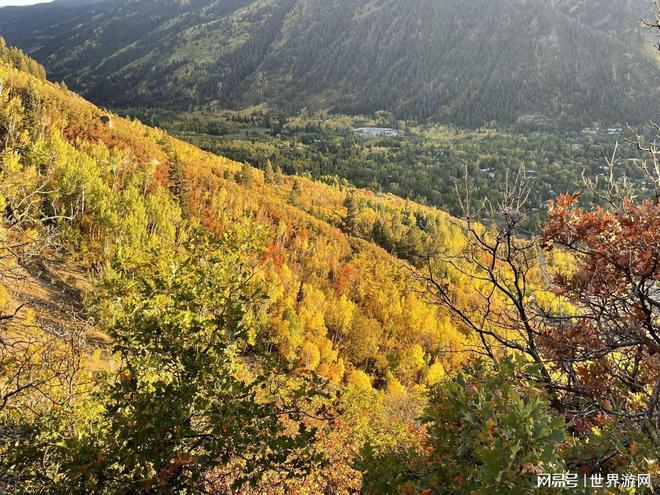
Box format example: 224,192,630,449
361,359,566,494
9,227,325,494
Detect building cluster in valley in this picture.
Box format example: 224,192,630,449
581,127,623,135
354,127,399,137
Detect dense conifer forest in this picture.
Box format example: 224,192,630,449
1,0,658,128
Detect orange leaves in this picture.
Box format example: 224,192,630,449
400,485,434,495
148,452,195,491
544,197,659,280
543,197,659,309
334,263,356,294
261,241,286,269
521,462,543,474
541,194,660,419
548,192,581,212
543,193,581,245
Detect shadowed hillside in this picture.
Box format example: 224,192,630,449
1,0,657,127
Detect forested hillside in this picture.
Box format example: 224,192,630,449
0,38,478,493
1,0,657,127
130,107,649,228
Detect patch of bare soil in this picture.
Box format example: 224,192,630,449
1,247,112,371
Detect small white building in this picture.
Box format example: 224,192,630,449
354,127,399,137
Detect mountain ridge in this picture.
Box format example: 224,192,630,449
1,0,657,128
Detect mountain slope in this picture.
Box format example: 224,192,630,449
0,33,471,380
1,0,657,127
0,31,474,417
1,39,483,490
